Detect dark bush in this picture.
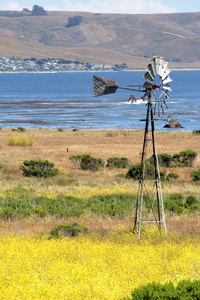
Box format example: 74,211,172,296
173,150,197,167
31,5,47,16
69,154,104,171
126,163,165,181
20,160,59,178
57,128,63,132
17,127,26,132
123,279,200,300
184,195,200,211
50,223,88,238
186,195,198,206
0,162,3,169
164,193,184,213
192,129,200,135
149,153,172,167
66,16,83,28
126,163,153,180
166,172,179,181
106,157,130,168
191,168,200,181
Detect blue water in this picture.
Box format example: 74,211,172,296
0,70,199,131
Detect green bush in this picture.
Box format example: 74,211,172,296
20,160,59,178
123,279,200,300
191,168,200,181
166,172,179,181
126,163,165,181
50,223,88,238
192,129,200,135
69,154,104,171
186,195,198,206
57,128,63,132
0,188,137,219
173,150,197,167
17,127,26,132
164,193,184,214
184,195,200,211
149,153,172,167
0,162,3,169
106,157,130,168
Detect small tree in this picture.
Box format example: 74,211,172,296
31,5,47,16
166,172,179,181
173,150,197,167
191,168,200,181
69,154,104,171
106,157,130,169
20,160,59,178
126,163,154,180
50,223,88,238
66,16,83,28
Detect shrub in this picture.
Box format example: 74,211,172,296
184,195,200,211
57,128,63,132
66,15,83,28
7,134,34,146
186,195,198,206
173,150,197,167
164,193,184,213
149,153,172,167
106,157,130,168
0,191,137,219
126,163,153,180
166,172,179,181
0,162,3,169
124,279,200,300
126,163,165,181
191,168,200,181
69,154,104,171
192,129,200,135
20,160,59,178
50,223,88,238
17,127,26,132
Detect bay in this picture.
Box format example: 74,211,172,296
0,70,199,131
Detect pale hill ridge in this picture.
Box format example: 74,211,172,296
0,11,199,69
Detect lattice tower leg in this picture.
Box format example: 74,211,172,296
133,101,167,238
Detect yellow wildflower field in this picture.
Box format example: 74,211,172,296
0,233,199,300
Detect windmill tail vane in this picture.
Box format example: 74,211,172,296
93,56,172,115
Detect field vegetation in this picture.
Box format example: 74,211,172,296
0,128,199,299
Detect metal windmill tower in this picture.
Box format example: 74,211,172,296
93,56,172,238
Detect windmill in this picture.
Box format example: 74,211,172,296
93,56,172,238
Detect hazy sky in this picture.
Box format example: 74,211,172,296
0,0,199,14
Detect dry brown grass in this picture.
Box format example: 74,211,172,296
0,213,199,237
0,129,200,193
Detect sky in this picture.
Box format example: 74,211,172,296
0,0,199,14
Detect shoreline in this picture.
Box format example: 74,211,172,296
0,68,200,74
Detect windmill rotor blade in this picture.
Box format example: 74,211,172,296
154,56,164,76
162,76,172,85
93,75,118,97
146,65,155,79
161,67,171,80
149,58,156,77
162,85,172,92
159,60,168,78
144,71,154,83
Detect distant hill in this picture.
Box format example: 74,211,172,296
0,11,200,69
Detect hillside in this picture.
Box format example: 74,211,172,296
0,11,200,69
